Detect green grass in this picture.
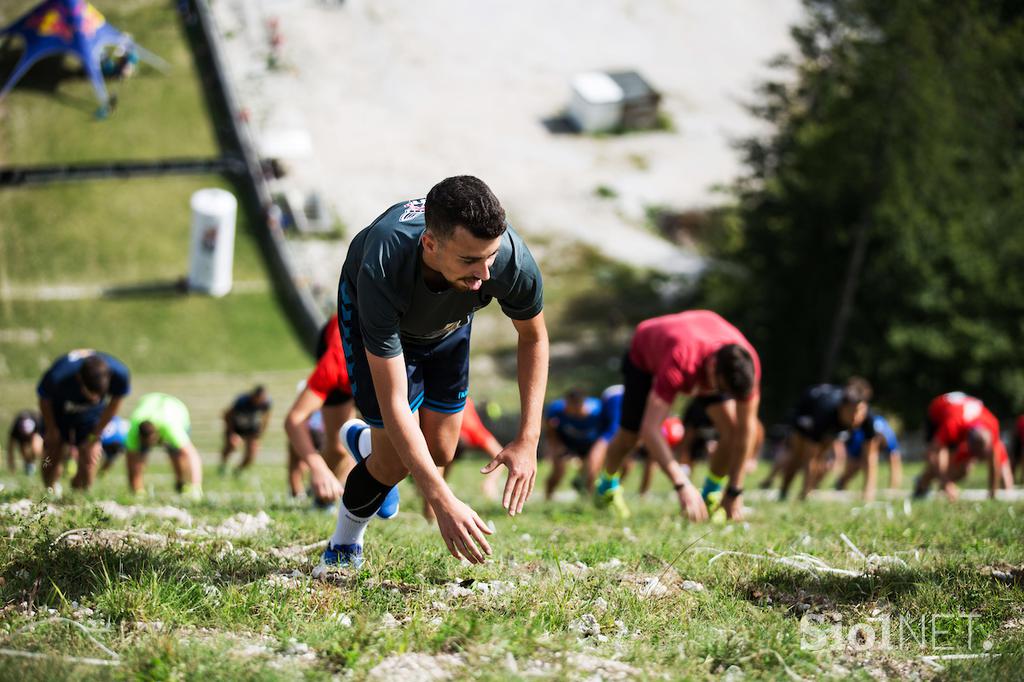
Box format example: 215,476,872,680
0,176,268,285
0,459,1020,680
0,291,309,380
0,0,218,163
0,2,314,394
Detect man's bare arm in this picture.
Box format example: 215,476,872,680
728,396,760,489
283,388,342,500
367,351,493,562
481,312,549,515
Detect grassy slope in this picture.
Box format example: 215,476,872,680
0,460,1020,680
0,1,312,441
0,0,218,163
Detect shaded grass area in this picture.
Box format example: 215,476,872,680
0,460,1020,680
0,175,267,285
0,290,309,380
0,0,218,163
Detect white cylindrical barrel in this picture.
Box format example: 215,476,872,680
188,188,237,297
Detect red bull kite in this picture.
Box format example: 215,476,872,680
0,0,166,109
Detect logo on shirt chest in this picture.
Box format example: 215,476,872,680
63,396,108,414
400,199,425,222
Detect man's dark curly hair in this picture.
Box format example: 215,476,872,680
715,344,756,399
425,175,507,240
79,355,110,395
842,376,873,404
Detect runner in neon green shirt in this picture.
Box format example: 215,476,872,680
126,393,202,498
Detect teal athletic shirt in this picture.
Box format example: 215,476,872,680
340,198,544,359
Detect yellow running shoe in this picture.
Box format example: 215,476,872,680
599,485,631,519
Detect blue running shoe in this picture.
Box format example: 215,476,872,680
376,486,400,519
341,418,370,463
319,542,364,570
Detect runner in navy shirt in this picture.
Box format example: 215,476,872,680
221,385,273,476
543,389,609,499
834,412,902,501
36,349,130,491
316,176,548,570
777,378,871,500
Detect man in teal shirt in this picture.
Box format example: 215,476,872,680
311,176,549,569
126,393,202,498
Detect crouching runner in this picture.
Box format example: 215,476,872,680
313,176,548,570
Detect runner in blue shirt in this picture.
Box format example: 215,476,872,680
98,415,129,475
36,349,130,492
834,412,902,501
543,389,607,499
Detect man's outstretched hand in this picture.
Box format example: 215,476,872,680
433,495,494,563
481,438,537,516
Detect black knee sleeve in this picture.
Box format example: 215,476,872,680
342,460,394,518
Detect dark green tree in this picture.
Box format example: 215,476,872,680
700,0,1024,425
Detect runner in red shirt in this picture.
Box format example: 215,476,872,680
284,315,357,504
596,310,761,522
913,392,1014,500
1012,415,1024,484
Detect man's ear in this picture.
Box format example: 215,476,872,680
422,230,438,253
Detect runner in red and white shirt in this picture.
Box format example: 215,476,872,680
1011,415,1024,485
596,310,761,522
914,392,1014,500
284,315,358,503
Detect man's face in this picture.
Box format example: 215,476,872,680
565,395,586,417
423,226,502,293
839,401,868,429
75,373,103,404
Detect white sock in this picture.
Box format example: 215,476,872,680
329,499,372,547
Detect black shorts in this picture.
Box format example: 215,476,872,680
618,351,653,433
924,414,938,443
323,389,352,407
553,431,597,458
228,425,261,438
339,281,470,428
54,415,99,447
102,442,125,461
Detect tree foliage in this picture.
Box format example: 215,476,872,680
700,0,1024,424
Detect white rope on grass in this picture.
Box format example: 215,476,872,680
920,653,1001,671
700,547,864,577
0,617,120,666
839,533,866,561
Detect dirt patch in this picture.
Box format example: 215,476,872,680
566,652,640,680
618,566,703,600
980,564,1024,587
179,511,272,539
744,583,842,618
95,501,193,526
0,499,57,516
56,528,168,549
368,652,464,681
